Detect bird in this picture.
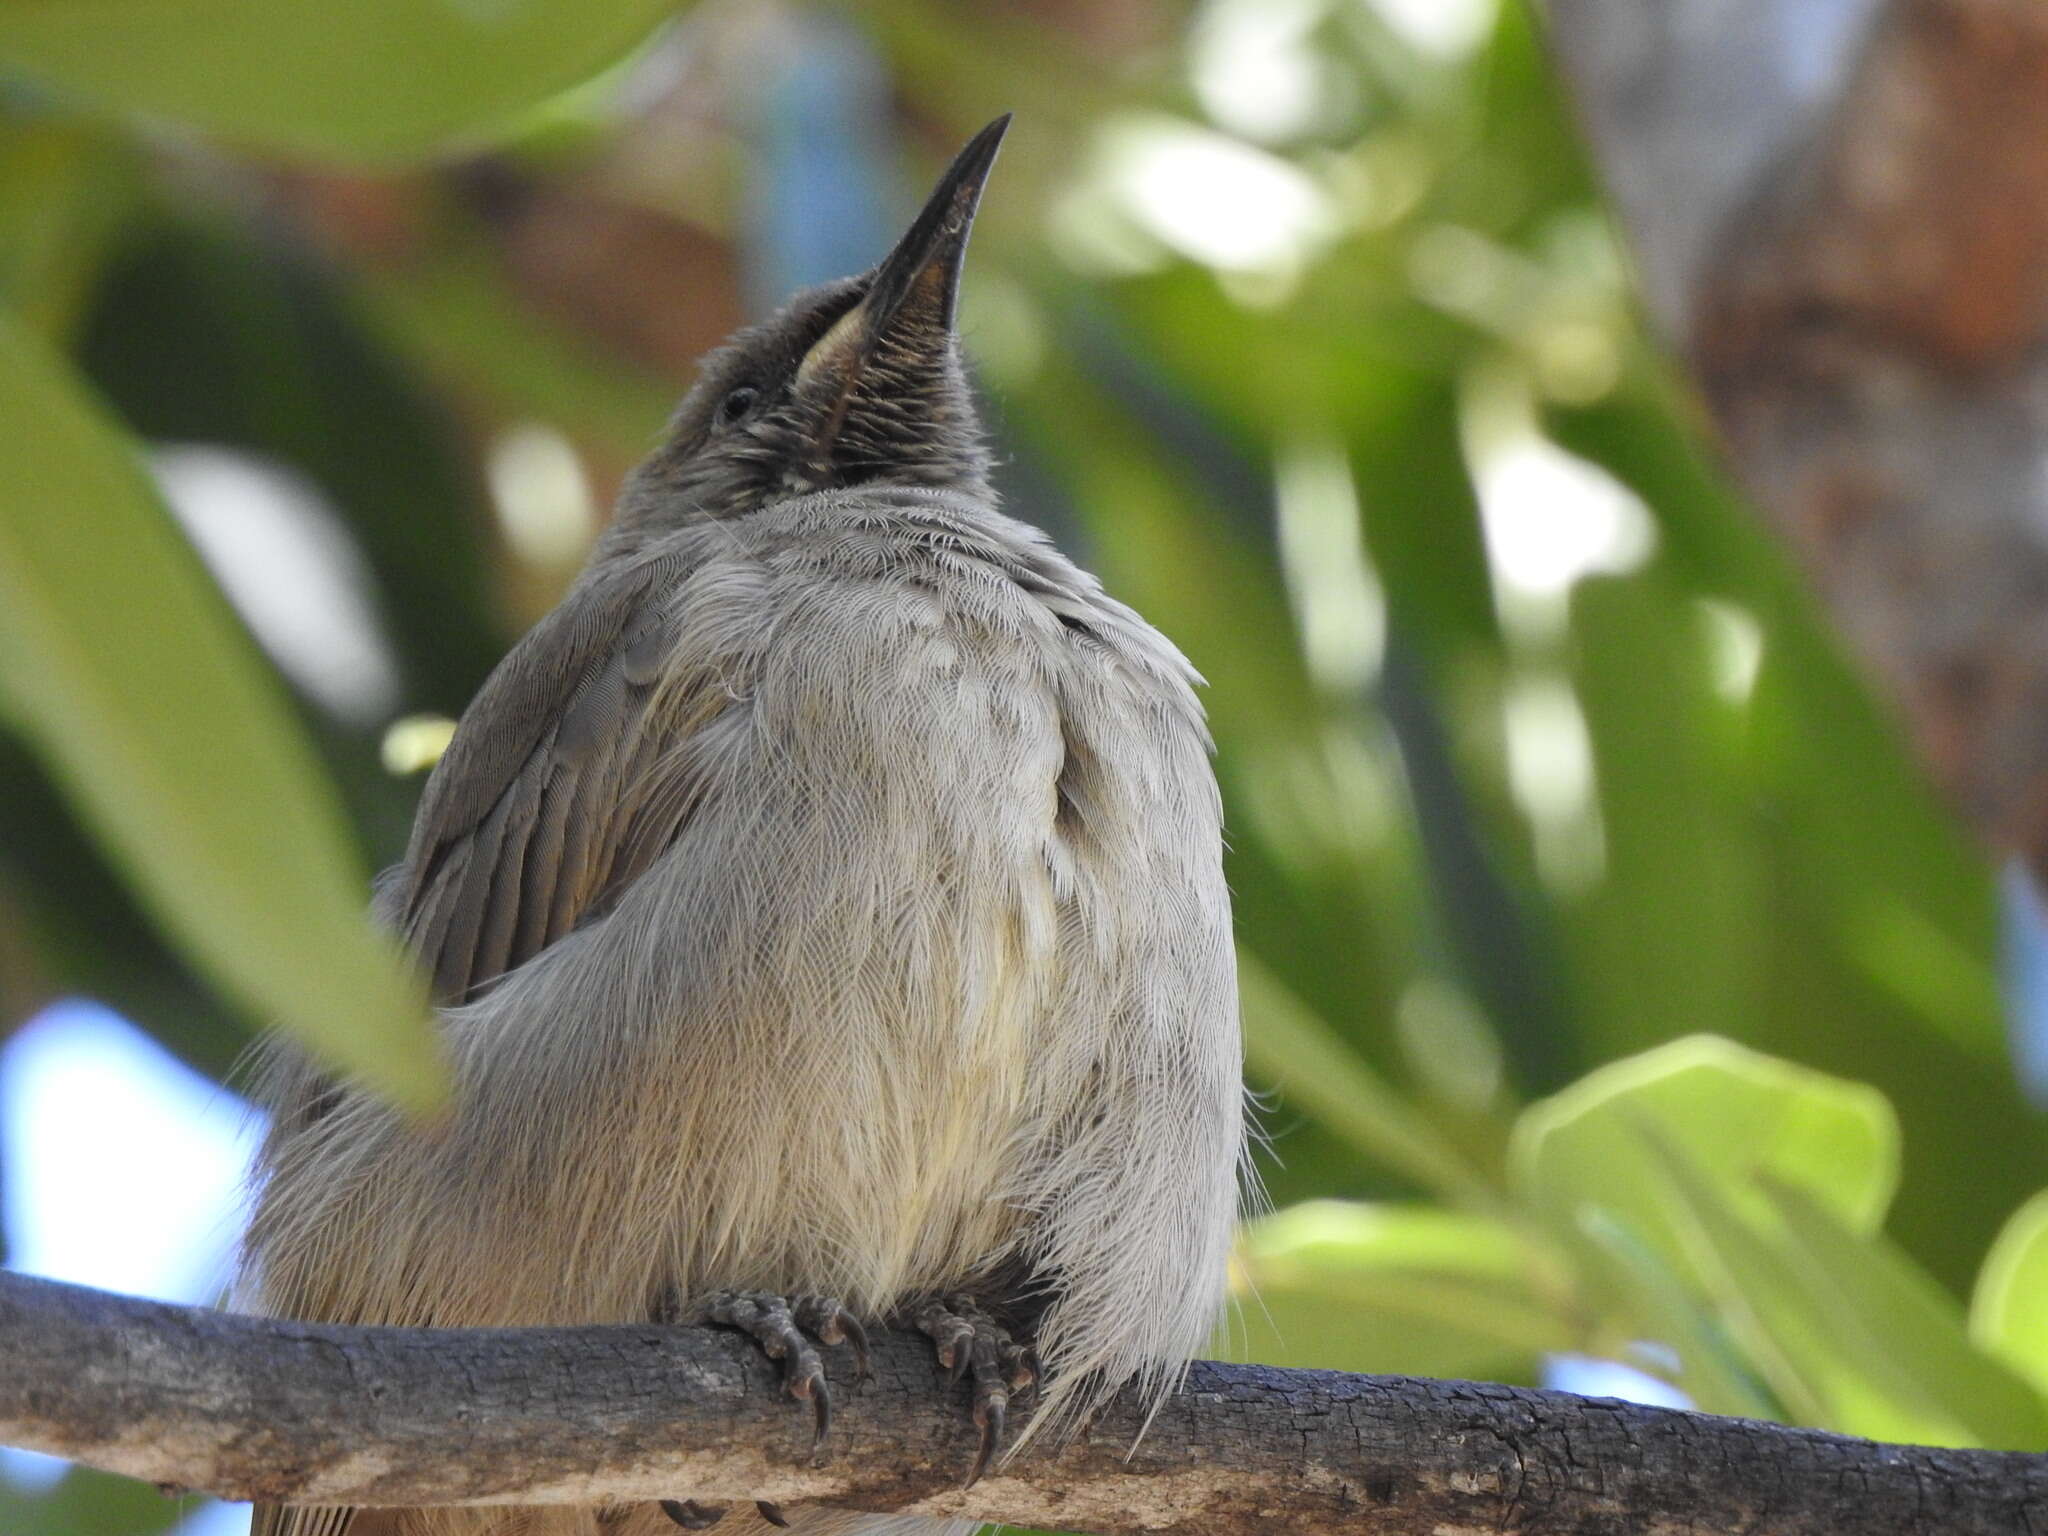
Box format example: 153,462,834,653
237,114,1246,1536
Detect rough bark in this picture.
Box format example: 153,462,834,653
2,1271,2042,1535
1545,0,2048,881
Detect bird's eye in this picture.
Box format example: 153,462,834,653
718,386,758,425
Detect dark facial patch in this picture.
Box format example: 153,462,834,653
618,271,990,530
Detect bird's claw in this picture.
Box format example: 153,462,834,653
656,1495,795,1529
791,1368,831,1448
911,1294,1038,1487
702,1291,867,1456
661,1500,725,1530
968,1392,1005,1487
794,1294,871,1385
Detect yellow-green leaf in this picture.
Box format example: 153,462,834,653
0,311,442,1109
0,0,681,165
1227,1200,1570,1379
1576,1206,1779,1419
1764,1179,2048,1450
1972,1189,2048,1400
1510,1034,1898,1250
1239,950,1493,1205
1647,1130,1961,1444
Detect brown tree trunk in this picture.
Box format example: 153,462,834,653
1547,0,2048,879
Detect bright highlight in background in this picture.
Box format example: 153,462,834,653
1544,1353,1693,1411
152,444,401,729
2,1001,258,1301
2,1000,265,1533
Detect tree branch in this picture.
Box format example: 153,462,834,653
2,1271,2043,1534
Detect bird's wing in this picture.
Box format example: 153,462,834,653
249,1507,397,1531
392,551,714,1004
251,1504,399,1536
249,556,723,1536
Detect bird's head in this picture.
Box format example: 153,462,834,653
624,115,1009,528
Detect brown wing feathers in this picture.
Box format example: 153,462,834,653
394,561,698,1006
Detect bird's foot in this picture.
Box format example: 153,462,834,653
698,1290,870,1451
660,1501,726,1530
656,1500,789,1531
910,1294,1038,1487
651,1291,866,1529
655,1499,790,1531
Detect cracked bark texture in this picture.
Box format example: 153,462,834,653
1545,0,2048,881
2,1272,2043,1535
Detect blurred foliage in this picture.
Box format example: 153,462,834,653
0,311,439,1110
0,0,2045,1530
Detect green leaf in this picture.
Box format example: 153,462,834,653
1638,1122,2021,1446
1548,377,2041,1298
1972,1189,2048,1400
1566,572,1764,1060
1575,1206,1781,1419
1630,1129,1847,1430
0,311,441,1108
1550,378,2006,1059
1763,1179,2048,1450
1518,1037,2040,1446
1227,1199,1568,1380
0,0,680,164
0,1463,187,1536
1239,949,1492,1205
0,119,139,341
1348,370,1501,670
1511,1034,1899,1245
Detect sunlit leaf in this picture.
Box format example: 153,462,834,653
1511,1034,1899,1243
1763,1179,2048,1450
1512,1039,1928,1435
0,312,441,1108
1228,1199,1568,1380
1602,1124,2039,1448
1972,1189,2048,1400
0,0,681,164
1633,1130,1840,1428
1565,1117,2048,1448
1641,1128,1964,1444
1576,1206,1780,1419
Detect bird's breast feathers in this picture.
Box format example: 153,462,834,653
249,486,1237,1334
548,488,1235,1303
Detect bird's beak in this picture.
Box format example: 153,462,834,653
863,112,1010,339
799,115,1010,393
